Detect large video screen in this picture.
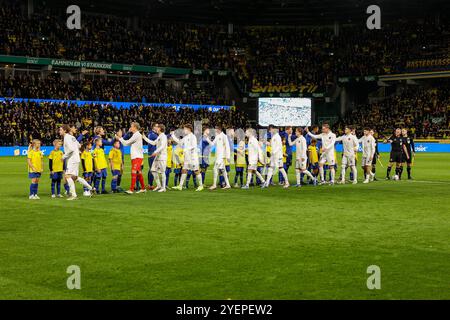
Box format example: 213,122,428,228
258,98,312,127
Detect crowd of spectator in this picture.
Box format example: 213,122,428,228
335,80,450,139
1,1,449,92
1,0,450,141
0,100,249,146
0,73,231,104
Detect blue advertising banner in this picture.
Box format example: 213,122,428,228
0,97,231,111
335,143,450,153
0,146,143,157
1,143,450,157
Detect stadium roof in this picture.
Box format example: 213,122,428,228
43,0,448,25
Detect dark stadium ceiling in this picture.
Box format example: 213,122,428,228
40,0,449,25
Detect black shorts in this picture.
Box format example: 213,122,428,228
389,151,403,163
371,155,377,165
402,153,412,164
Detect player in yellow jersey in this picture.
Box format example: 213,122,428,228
166,137,173,188
109,140,123,193
265,143,272,185
234,139,246,187
81,141,94,196
278,138,288,185
93,138,108,194
27,139,44,200
173,145,184,186
48,139,64,198
308,139,319,180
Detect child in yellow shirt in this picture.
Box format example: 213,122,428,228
48,139,64,198
27,139,44,200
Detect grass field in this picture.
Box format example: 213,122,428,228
0,152,449,300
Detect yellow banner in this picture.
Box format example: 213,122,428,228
251,83,319,93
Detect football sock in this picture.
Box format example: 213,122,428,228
212,168,219,187
255,170,265,184
223,170,231,187
246,172,252,187
319,166,325,182
138,173,145,189
352,166,357,181
67,178,76,197
196,174,203,187
387,166,392,177
148,170,154,187
94,176,100,191
77,177,92,190
130,173,137,191
304,170,314,180
153,172,161,188
201,171,206,183
101,177,106,192
56,180,61,194
278,171,284,184
30,183,36,196
179,173,187,187
280,168,289,184
51,179,56,195
265,168,274,186
161,173,167,189
111,178,117,191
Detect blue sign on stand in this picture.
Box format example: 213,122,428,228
0,97,231,111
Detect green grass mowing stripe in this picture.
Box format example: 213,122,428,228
0,153,449,299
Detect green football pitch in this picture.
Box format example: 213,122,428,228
0,153,449,300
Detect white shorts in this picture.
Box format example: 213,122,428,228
295,158,307,170
319,152,335,165
65,161,79,176
270,157,284,168
183,161,199,172
248,162,258,171
361,156,373,167
214,159,226,171
342,154,356,167
151,159,167,173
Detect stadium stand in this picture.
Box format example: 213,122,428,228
0,0,449,141
0,100,249,146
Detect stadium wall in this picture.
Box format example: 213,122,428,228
1,143,450,157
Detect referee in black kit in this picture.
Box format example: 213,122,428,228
384,128,409,180
402,128,415,179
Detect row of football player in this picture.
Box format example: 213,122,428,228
26,122,414,200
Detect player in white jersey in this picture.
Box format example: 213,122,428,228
335,126,359,184
171,124,204,192
59,124,94,200
359,127,376,184
306,123,336,185
205,125,232,190
242,128,266,189
143,124,168,192
288,127,316,187
116,122,147,194
262,125,289,188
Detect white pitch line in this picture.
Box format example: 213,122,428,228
406,180,450,185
